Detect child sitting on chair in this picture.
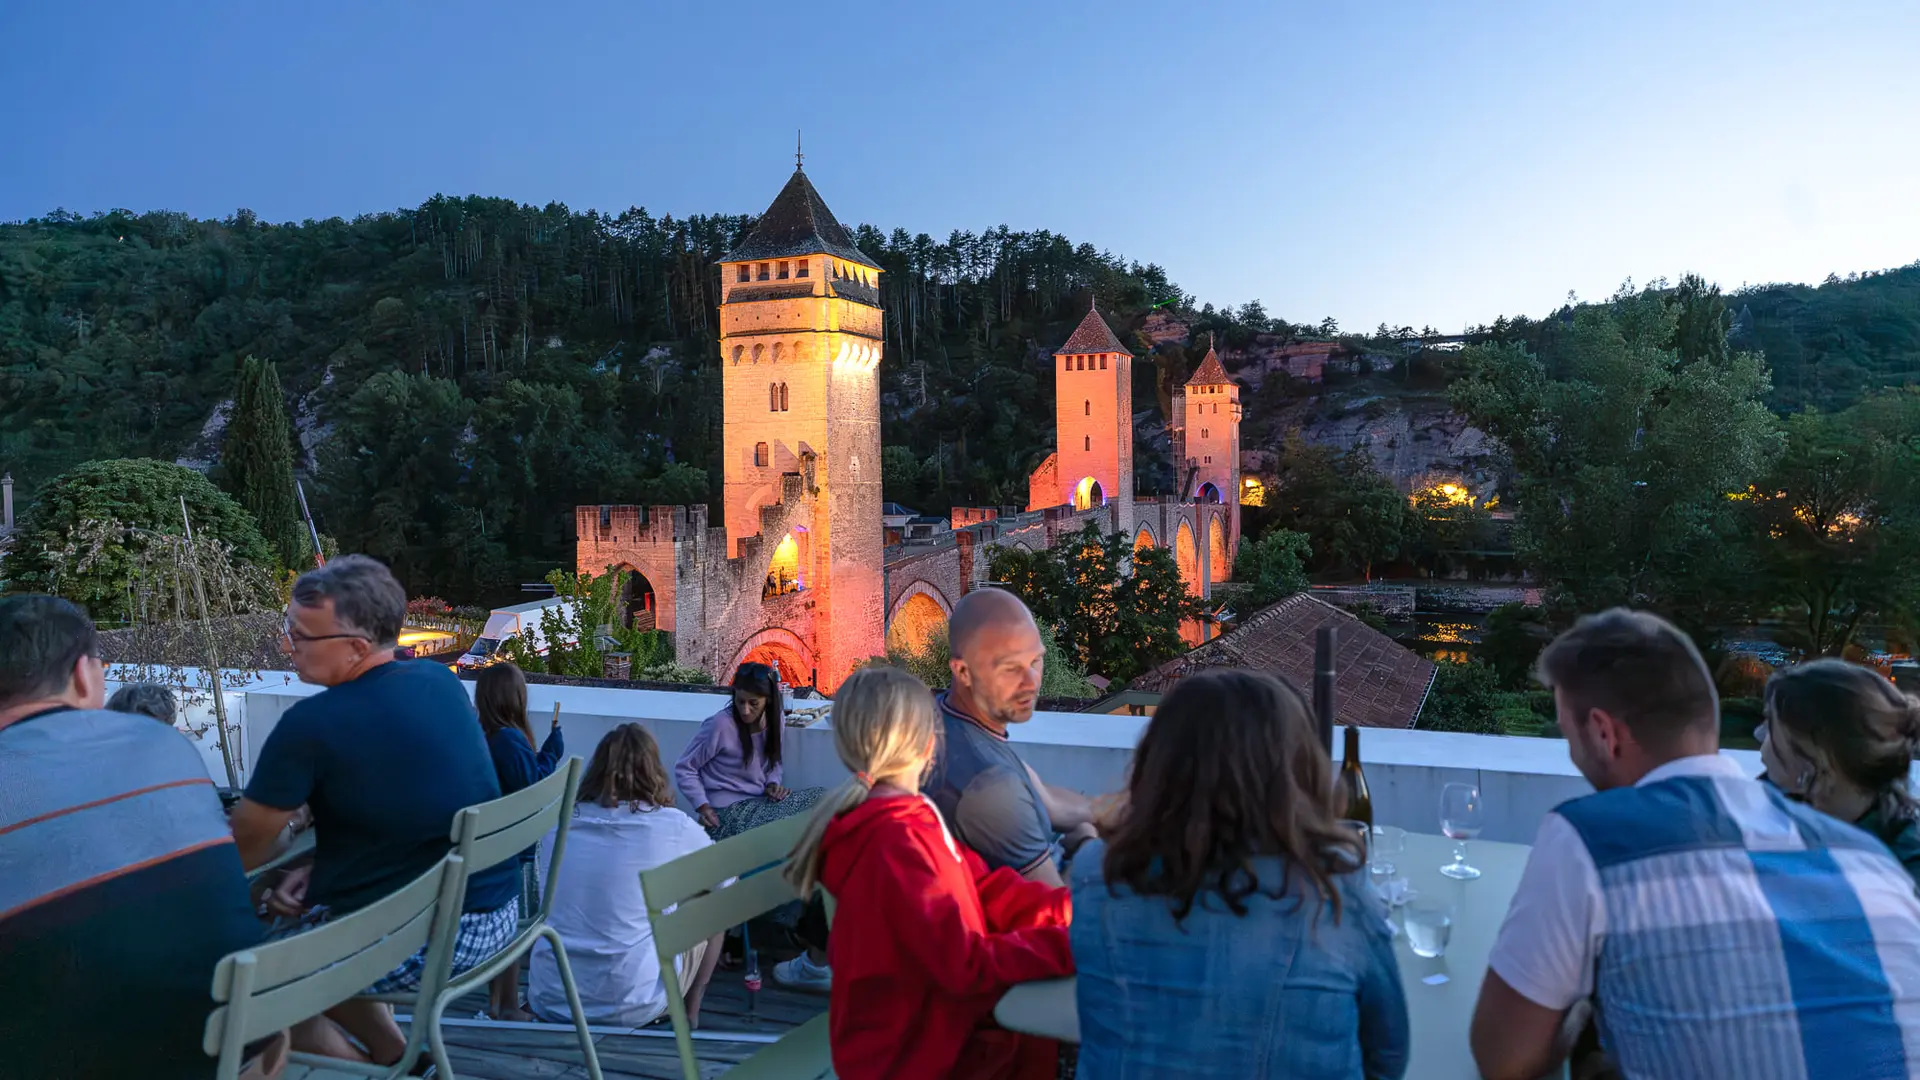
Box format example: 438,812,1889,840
784,666,1074,1080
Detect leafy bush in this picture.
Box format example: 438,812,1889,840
4,458,276,622
1417,660,1508,735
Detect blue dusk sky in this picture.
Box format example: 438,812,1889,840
2,0,1915,332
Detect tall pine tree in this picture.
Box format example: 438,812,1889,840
219,355,304,567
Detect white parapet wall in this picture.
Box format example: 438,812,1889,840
226,672,1781,843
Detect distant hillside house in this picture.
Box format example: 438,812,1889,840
1130,593,1436,729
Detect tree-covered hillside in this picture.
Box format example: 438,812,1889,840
0,199,1210,597
2,197,1915,601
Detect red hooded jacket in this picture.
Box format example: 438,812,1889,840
817,792,1074,1080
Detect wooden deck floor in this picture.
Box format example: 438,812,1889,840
429,974,827,1080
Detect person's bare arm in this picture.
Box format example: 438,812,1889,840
1020,855,1066,888
231,797,298,871
1471,969,1576,1080
1022,761,1095,832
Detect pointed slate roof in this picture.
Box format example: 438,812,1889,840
1186,334,1230,386
723,168,879,269
1057,303,1131,355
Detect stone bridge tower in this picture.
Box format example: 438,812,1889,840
1031,301,1135,537
717,166,885,689
1171,335,1242,580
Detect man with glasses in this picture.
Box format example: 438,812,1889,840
230,555,520,1067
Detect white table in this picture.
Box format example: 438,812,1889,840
995,832,1533,1079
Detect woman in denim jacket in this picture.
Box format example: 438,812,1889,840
1071,669,1409,1079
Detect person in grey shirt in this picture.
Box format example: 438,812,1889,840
107,681,178,725
925,589,1098,887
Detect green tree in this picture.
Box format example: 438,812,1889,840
3,457,274,621
1234,527,1311,610
1417,660,1508,735
1745,400,1920,656
218,355,304,567
987,521,1204,683
1451,286,1781,641
1405,489,1494,578
1259,434,1407,579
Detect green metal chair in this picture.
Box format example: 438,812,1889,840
366,756,602,1080
640,810,835,1080
204,854,466,1080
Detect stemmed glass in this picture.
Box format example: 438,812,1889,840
1439,782,1484,880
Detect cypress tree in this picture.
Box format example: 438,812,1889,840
219,355,304,567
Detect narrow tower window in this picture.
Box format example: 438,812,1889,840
736,265,749,283
770,384,779,411
1100,355,1108,370
779,383,789,411
754,442,770,467
796,259,809,278
1084,400,1090,416
777,261,790,280
757,262,771,281
1084,436,1091,451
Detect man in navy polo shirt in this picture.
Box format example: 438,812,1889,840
230,555,520,1066
926,588,1097,887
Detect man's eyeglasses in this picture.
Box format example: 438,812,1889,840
280,614,372,648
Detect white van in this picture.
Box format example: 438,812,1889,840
455,598,579,669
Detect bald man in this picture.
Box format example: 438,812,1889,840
927,589,1097,887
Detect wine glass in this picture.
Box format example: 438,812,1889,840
1439,782,1484,880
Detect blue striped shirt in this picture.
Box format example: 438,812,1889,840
1490,753,1920,1079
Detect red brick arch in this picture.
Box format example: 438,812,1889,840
730,627,816,688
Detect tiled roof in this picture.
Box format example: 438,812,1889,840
728,283,818,303
1057,304,1131,356
829,277,881,307
1132,593,1436,729
723,168,880,270
1186,340,1230,386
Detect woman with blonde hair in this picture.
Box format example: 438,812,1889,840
785,665,1074,1080
527,723,726,1028
1761,658,1920,884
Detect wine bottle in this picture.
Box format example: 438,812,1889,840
1338,725,1373,827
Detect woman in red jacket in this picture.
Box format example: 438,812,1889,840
784,665,1074,1080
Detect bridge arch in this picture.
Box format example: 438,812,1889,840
1175,520,1201,597
1198,481,1223,504
1133,525,1156,555
1207,509,1230,589
731,627,816,689
1072,476,1105,511
886,581,952,657
610,564,658,631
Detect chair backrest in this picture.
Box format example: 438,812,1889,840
449,756,583,922
640,809,812,962
204,854,465,1080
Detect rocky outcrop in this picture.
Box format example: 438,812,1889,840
1245,396,1507,499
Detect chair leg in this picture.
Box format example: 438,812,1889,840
542,925,605,1080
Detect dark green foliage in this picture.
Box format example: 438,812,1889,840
1233,527,1311,610
986,521,1203,683
1478,603,1550,689
1253,433,1407,578
1417,660,1508,735
3,457,273,620
0,202,1188,602
218,356,303,566
1743,395,1920,656
1451,285,1781,642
